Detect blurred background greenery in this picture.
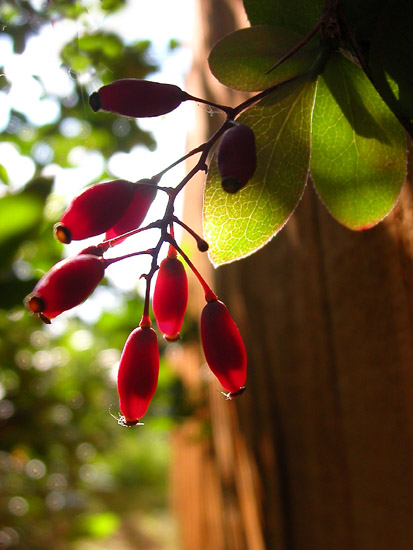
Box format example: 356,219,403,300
0,1,194,548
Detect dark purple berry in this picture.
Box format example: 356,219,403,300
217,123,257,193
90,79,188,118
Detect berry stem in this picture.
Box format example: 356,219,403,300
100,220,162,248
103,250,153,268
141,286,152,327
165,234,217,302
183,92,235,116
172,216,208,252
153,145,204,181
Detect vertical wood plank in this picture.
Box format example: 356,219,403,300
171,0,413,548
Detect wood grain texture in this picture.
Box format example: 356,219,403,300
171,1,413,548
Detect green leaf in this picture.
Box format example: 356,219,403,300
76,512,120,539
204,77,316,266
0,164,9,185
243,0,324,35
78,32,123,58
0,194,43,243
368,0,413,125
61,43,91,72
0,277,39,309
208,25,321,92
310,53,406,230
340,0,390,42
100,0,126,12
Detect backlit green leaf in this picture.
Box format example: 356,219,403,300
78,33,123,58
0,194,43,243
76,512,120,539
310,53,406,230
208,25,321,92
204,77,316,266
0,164,9,185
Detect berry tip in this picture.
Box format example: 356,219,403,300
222,178,243,194
163,333,180,342
54,223,72,244
197,240,209,252
25,294,45,314
89,91,101,112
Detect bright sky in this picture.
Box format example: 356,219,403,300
0,0,198,322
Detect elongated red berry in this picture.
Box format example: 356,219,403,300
54,180,135,244
217,123,257,193
201,300,247,393
89,79,188,118
152,255,188,341
117,327,159,423
25,254,105,322
105,179,157,243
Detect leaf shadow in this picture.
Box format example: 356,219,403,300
322,57,391,145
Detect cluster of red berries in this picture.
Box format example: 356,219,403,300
25,79,256,425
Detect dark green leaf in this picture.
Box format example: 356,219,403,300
24,177,54,201
310,53,406,230
100,0,126,12
0,277,39,309
208,25,321,91
243,0,324,35
204,77,316,266
340,0,390,42
368,0,413,125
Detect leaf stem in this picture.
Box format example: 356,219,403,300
265,18,323,75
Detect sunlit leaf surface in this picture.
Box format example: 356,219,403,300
311,53,406,230
204,77,316,266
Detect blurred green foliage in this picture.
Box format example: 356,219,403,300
0,1,185,548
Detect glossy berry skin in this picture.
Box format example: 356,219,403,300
105,180,157,243
78,245,104,257
25,254,105,322
217,123,257,193
201,300,247,393
117,327,159,423
55,180,135,243
89,79,188,118
152,257,188,341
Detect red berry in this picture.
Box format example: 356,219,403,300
25,254,105,322
117,327,159,423
217,123,257,193
78,245,104,257
105,179,157,243
89,79,188,118
201,300,247,393
55,180,135,243
152,256,188,341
